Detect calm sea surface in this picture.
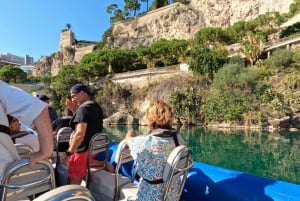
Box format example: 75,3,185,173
103,125,300,184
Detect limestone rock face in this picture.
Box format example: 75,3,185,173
33,0,294,76
190,0,292,26
103,111,138,125
108,0,294,49
32,56,52,77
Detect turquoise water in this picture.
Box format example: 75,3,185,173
103,125,300,184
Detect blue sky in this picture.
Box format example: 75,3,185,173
0,0,129,62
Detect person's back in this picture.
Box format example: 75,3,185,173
125,100,185,200
52,108,73,133
39,95,58,122
0,80,53,178
48,107,58,122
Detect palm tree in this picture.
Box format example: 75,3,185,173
66,23,72,31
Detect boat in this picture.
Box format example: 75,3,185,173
53,129,300,201
103,142,300,201
182,162,300,201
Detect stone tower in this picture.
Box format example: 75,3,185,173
59,30,74,51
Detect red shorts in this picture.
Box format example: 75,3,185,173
68,151,88,179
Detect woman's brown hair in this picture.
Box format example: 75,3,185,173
146,100,173,130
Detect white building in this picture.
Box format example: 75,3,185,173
0,53,34,66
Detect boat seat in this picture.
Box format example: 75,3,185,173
86,132,110,188
54,127,73,186
55,131,109,187
120,145,194,201
33,184,95,201
0,159,55,201
89,140,136,201
14,143,34,158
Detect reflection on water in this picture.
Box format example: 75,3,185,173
104,125,300,184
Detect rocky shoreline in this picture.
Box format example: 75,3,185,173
103,108,300,132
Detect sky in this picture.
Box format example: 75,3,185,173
0,0,127,62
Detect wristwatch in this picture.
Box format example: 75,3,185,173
65,151,74,156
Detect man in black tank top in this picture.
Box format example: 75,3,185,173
64,83,103,185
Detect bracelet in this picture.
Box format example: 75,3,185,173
65,151,74,156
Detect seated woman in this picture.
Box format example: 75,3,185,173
125,100,185,201
7,115,40,152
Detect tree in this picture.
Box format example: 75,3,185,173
141,0,149,12
201,63,259,122
212,63,257,92
169,87,201,125
65,23,71,31
240,32,265,66
225,21,249,43
252,12,284,35
136,47,154,67
52,65,80,111
81,53,109,76
106,3,118,14
189,47,225,80
280,22,300,38
124,0,141,16
149,38,189,65
194,27,228,46
150,0,168,9
0,65,26,83
264,49,294,70
106,4,126,23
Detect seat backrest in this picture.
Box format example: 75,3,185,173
162,145,193,201
0,159,56,201
56,127,73,152
14,143,34,158
55,127,72,165
86,132,109,188
33,184,95,201
113,139,135,200
114,140,134,166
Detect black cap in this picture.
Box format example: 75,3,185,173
39,95,50,102
70,83,93,95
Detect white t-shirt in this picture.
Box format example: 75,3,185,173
15,133,40,152
0,81,46,178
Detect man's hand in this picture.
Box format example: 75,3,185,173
62,155,71,166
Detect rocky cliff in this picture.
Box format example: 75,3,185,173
108,0,294,49
33,0,294,76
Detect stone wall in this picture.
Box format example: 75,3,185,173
74,45,95,63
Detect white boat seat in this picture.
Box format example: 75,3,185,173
14,143,34,158
120,145,194,201
86,133,109,188
33,184,95,201
0,159,55,201
90,140,136,201
54,127,73,186
119,182,138,200
90,169,131,201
